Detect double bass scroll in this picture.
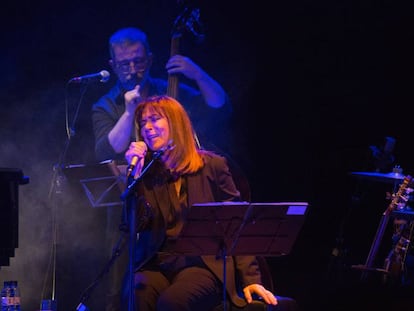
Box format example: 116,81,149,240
167,7,204,99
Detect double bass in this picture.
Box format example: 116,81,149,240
167,7,251,202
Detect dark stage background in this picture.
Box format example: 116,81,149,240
1,1,414,310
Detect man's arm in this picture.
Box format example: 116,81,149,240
108,85,141,154
166,55,227,108
192,67,226,108
92,102,121,162
106,110,135,154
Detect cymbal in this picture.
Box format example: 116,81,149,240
350,171,405,184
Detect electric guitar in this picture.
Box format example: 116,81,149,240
383,177,414,282
361,175,413,280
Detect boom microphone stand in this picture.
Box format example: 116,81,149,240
120,150,164,311
44,81,91,310
76,230,128,311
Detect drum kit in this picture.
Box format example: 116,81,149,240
349,168,414,284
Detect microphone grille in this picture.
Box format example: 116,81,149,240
100,70,110,83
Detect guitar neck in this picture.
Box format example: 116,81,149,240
362,175,412,277
364,214,391,269
167,35,180,99
167,76,178,99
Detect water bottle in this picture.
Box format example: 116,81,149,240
1,281,11,311
40,299,57,311
9,281,20,311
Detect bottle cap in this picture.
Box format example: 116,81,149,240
41,299,57,311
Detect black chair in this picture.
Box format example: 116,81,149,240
211,257,300,311
210,156,300,311
211,256,273,311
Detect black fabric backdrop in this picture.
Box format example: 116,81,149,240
1,1,414,310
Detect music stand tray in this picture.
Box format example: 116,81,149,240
168,201,308,311
171,201,309,257
62,160,126,208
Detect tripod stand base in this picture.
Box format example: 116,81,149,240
351,264,389,274
351,264,390,282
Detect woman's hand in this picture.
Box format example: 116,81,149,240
125,141,148,177
242,284,277,305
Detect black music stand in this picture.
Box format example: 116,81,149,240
169,201,309,311
63,160,125,208
62,161,128,310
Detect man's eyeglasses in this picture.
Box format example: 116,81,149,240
115,57,148,73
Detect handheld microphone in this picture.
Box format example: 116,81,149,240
126,156,139,178
69,70,110,83
126,141,175,178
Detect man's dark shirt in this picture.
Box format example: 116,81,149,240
92,76,231,162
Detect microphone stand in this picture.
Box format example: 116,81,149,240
120,151,163,311
76,230,128,311
44,81,90,310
